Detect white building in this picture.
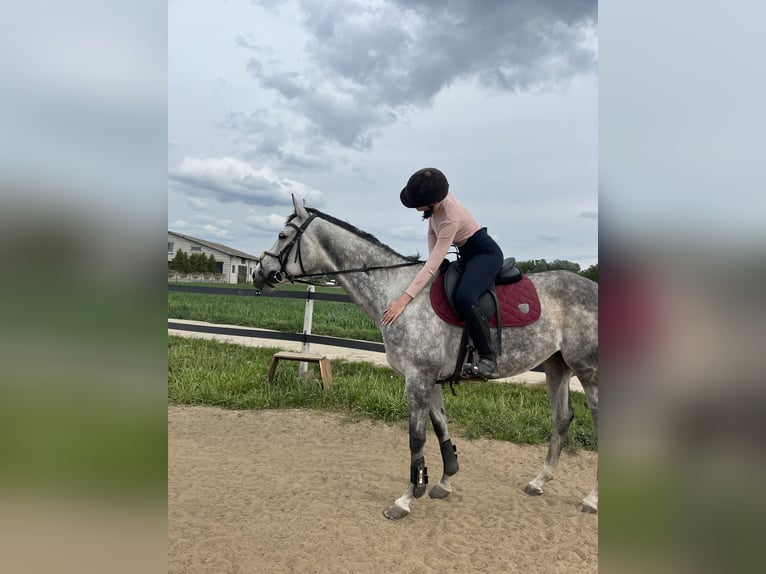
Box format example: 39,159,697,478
168,231,260,284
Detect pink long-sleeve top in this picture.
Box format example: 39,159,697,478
404,192,482,299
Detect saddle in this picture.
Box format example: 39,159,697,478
430,257,541,387
442,257,522,320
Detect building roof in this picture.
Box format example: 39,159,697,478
168,231,260,260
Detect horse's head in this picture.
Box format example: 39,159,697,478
252,195,319,293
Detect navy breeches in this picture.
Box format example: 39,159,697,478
454,228,504,316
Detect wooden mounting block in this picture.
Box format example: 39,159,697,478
266,351,333,390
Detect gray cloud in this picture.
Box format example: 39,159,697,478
220,111,328,171
169,1,597,268
168,156,325,207
243,0,596,149
538,232,561,242
185,196,207,211
244,212,289,233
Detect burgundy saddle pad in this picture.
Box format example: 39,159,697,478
430,273,542,327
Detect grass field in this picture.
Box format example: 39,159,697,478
168,282,381,342
167,335,597,450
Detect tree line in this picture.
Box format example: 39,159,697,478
516,259,598,282
168,249,598,282
168,249,219,274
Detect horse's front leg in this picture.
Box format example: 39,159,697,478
383,378,431,520
428,383,459,500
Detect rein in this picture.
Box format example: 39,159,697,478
291,260,423,285
258,212,422,287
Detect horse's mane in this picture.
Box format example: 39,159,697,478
288,208,421,263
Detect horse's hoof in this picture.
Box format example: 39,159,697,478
581,503,598,514
428,484,452,499
383,505,410,520
524,483,543,496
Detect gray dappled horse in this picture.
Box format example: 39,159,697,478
252,197,598,520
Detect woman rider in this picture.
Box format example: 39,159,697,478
381,167,504,378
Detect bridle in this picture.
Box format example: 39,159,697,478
256,212,421,288
257,213,318,288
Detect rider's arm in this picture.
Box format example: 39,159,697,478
427,222,437,253
381,221,455,326
404,218,457,299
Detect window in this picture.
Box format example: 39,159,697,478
240,257,246,264
168,242,174,253
191,246,202,252
232,265,237,273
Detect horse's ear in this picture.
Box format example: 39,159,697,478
292,194,309,220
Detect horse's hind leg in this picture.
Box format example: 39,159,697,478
577,369,598,513
525,353,574,498
428,384,459,500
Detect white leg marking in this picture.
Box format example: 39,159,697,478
383,485,415,520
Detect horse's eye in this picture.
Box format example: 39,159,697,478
278,233,287,240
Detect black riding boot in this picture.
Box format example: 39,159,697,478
463,304,499,379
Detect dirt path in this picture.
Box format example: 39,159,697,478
168,405,598,574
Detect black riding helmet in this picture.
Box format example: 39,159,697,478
399,167,449,208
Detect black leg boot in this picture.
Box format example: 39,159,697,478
464,304,499,379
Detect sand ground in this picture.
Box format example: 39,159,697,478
168,406,597,574
168,320,596,572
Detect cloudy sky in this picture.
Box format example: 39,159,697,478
169,0,598,268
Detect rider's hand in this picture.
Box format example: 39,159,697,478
381,293,413,326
